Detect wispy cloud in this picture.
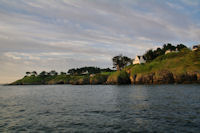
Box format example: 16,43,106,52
0,0,200,83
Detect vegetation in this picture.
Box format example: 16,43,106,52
107,70,130,84
67,66,114,75
11,43,200,85
112,54,131,71
143,43,187,62
11,67,115,85
128,48,200,76
90,72,111,84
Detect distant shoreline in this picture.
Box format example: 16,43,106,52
10,45,200,86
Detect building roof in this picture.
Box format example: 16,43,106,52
193,45,200,48
136,56,146,60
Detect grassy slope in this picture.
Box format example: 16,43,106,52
12,75,56,85
126,49,200,76
48,75,71,84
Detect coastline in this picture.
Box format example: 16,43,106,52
9,47,200,86
9,70,200,85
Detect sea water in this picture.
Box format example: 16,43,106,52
0,85,200,132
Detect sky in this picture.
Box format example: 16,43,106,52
0,0,200,83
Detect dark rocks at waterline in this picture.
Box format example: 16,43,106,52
130,71,200,84
106,71,131,85
69,78,90,85
130,70,174,84
10,71,200,85
131,73,154,84
153,70,174,84
89,74,108,85
173,72,200,84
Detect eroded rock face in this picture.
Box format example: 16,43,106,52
134,74,143,84
173,72,200,84
90,74,108,85
153,70,174,84
106,71,131,85
107,76,130,84
106,76,118,85
130,70,174,84
197,73,200,82
173,74,185,83
134,73,154,84
90,78,99,84
187,72,198,82
130,70,200,84
118,75,131,85
69,78,90,85
130,75,136,84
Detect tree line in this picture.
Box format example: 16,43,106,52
112,43,187,71
67,67,114,75
143,43,187,62
25,43,188,76
25,70,60,77
25,67,114,77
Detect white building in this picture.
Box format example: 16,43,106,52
82,71,89,75
165,50,171,54
192,45,200,51
165,48,178,54
133,56,146,65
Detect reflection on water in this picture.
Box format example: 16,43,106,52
0,85,200,132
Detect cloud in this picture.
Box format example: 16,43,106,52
0,0,200,83
180,0,199,6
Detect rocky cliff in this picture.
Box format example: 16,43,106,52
129,70,200,84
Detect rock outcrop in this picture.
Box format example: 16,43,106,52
90,74,108,84
153,70,174,84
69,77,90,85
134,73,154,84
10,70,200,85
106,71,131,84
130,70,200,84
173,71,200,84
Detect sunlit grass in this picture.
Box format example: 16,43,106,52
129,49,200,76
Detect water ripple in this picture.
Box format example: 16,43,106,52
0,84,200,132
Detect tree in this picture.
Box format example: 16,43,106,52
176,44,187,51
143,43,187,62
112,54,131,71
155,48,164,57
68,67,97,75
163,43,176,52
144,49,155,62
26,72,31,76
39,71,47,77
60,72,66,75
49,70,58,76
31,71,37,76
68,68,76,75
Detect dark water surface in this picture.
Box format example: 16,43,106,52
0,85,200,132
